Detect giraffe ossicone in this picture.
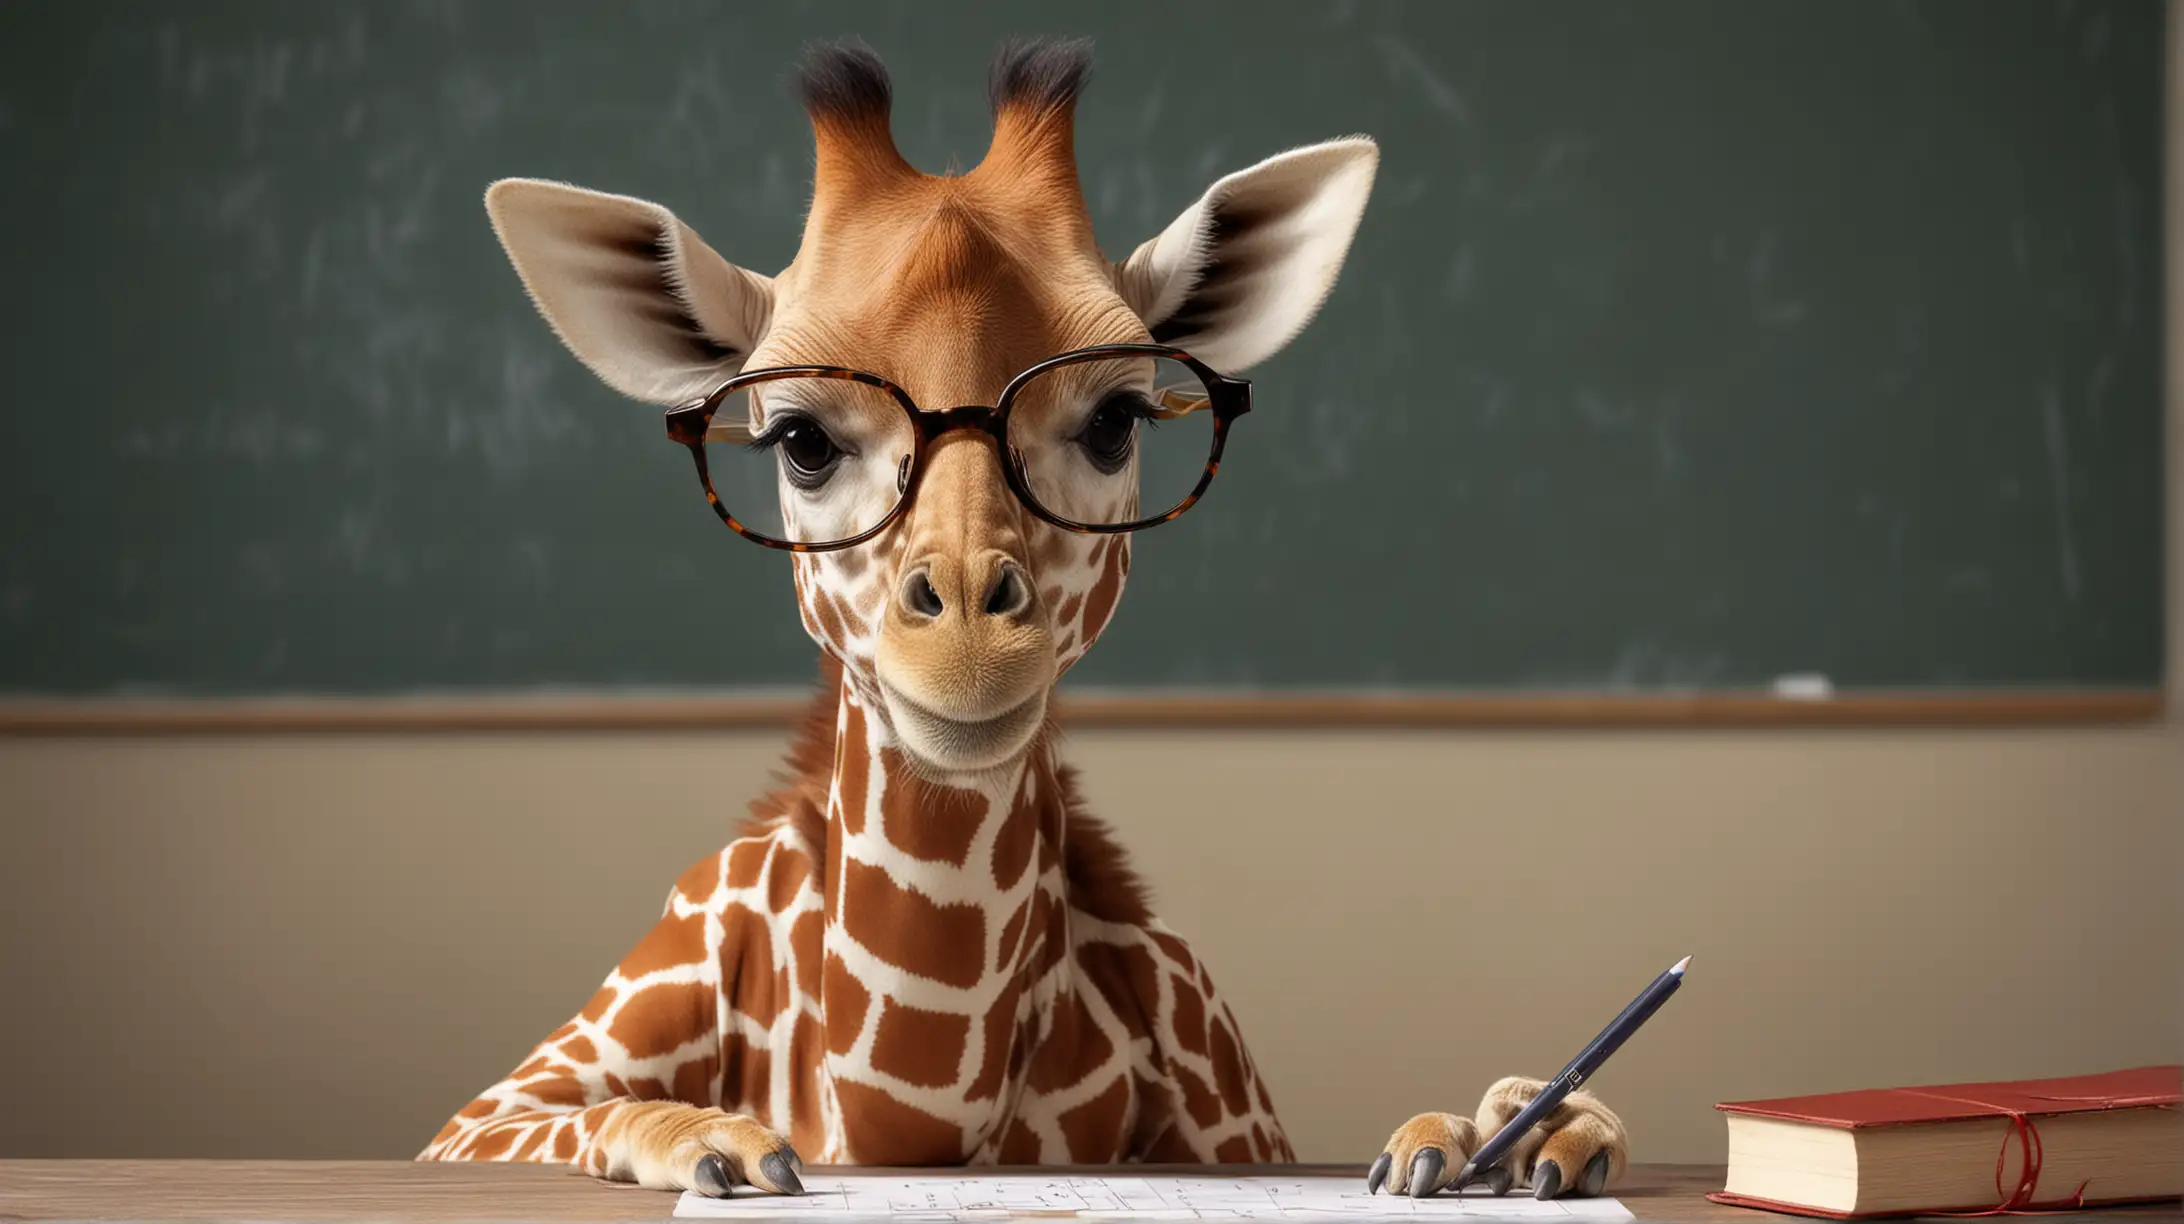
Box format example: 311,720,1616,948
423,37,1380,1192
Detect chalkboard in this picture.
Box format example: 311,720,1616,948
0,0,2164,700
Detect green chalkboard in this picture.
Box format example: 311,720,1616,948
0,0,2164,698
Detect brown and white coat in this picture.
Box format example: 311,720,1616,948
421,37,1626,1203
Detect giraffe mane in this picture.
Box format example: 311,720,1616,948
739,653,841,855
1051,760,1152,924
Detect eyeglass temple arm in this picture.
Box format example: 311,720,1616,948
1148,387,1212,420
695,388,1211,443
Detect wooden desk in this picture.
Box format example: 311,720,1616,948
0,1163,2177,1223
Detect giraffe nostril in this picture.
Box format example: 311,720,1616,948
984,565,1029,617
901,569,944,620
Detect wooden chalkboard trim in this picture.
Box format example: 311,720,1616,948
0,689,2163,733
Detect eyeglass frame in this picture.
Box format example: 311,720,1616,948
662,342,1252,553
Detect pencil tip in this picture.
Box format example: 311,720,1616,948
1671,955,1691,974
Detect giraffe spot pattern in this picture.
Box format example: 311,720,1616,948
789,911,824,998
878,758,988,864
619,909,707,980
999,1114,1043,1163
767,850,811,912
1057,1075,1131,1162
989,800,1036,890
421,679,1292,1174
961,977,1022,1103
722,1031,770,1120
837,701,870,835
823,952,871,1056
995,901,1028,972
1174,1064,1223,1128
1170,975,1207,1055
578,987,615,1024
1148,929,1196,975
1209,1017,1252,1117
723,904,780,1027
668,1049,720,1105
870,999,973,1088
833,1078,965,1164
522,1076,589,1108
813,588,849,652
675,854,723,903
1026,988,1111,1094
609,980,714,1060
787,1011,827,1154
1079,538,1126,644
824,816,846,922
726,839,769,889
839,858,986,989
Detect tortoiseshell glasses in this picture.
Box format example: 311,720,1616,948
663,343,1251,552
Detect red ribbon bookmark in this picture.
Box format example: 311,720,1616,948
1891,1088,2176,1216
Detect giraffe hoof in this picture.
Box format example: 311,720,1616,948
760,1149,805,1196
694,1153,735,1198
1580,1150,1612,1197
1532,1160,1563,1201
1407,1147,1444,1198
1366,1152,1392,1194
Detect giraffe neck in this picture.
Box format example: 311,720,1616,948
819,673,1069,1161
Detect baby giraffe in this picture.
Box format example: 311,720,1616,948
421,38,1626,1200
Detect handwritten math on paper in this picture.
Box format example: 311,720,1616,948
673,1174,1634,1221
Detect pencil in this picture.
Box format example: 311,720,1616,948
1451,954,1690,1194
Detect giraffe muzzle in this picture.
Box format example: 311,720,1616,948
875,547,1054,773
876,678,1049,775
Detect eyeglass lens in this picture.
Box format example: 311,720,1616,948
700,354,1219,546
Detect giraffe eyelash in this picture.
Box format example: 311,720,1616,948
1075,391,1165,434
742,412,804,453
744,412,862,458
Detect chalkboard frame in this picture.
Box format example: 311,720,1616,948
0,687,2163,732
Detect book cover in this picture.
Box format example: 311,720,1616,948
1707,1065,2181,1219
1715,1065,2180,1129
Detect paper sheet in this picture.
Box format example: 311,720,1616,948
673,1174,1634,1221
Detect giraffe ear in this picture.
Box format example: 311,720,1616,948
1113,137,1378,374
484,178,774,405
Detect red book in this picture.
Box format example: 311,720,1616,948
1708,1065,2182,1218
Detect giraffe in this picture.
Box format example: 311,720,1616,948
420,38,1628,1201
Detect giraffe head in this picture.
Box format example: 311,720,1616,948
484,40,1375,777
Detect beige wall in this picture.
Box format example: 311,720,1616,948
1,720,2177,1164
3,8,2180,1174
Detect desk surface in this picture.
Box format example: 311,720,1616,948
0,1162,2178,1224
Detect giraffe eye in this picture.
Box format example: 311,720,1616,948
1076,391,1148,475
750,413,845,489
